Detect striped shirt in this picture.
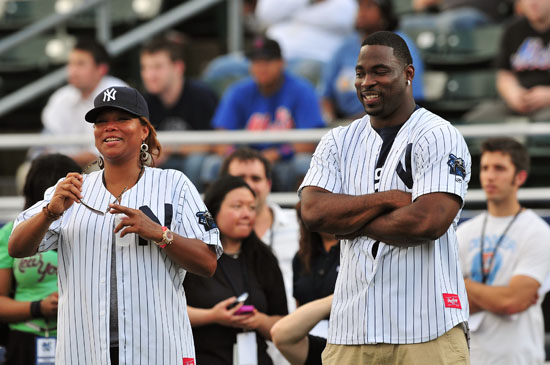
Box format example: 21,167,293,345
299,108,471,345
13,167,222,364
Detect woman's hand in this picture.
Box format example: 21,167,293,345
109,203,164,242
49,172,84,214
40,292,59,318
208,297,254,327
232,309,265,331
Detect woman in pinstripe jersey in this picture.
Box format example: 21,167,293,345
8,86,222,364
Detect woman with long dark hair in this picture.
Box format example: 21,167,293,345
184,175,288,364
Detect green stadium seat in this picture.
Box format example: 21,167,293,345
0,0,56,30
403,24,504,67
422,69,498,116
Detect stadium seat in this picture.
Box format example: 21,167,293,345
0,0,56,30
0,34,55,72
403,24,504,67
67,0,163,28
422,69,498,117
392,0,414,16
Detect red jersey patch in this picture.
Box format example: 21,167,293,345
442,293,462,309
183,358,195,365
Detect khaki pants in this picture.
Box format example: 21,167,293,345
322,325,469,365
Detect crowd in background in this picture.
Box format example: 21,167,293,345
0,0,549,364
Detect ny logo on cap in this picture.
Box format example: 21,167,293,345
103,88,117,102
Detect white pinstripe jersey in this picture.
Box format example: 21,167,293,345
299,108,471,345
13,167,222,364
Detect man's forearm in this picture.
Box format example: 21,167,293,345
465,279,537,315
300,187,411,235
346,192,460,246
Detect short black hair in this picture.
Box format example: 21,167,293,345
203,175,256,219
141,32,186,62
23,154,82,209
361,31,412,66
481,137,530,174
73,38,110,66
220,147,273,181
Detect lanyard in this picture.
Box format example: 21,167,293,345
479,207,522,284
25,320,57,338
218,254,250,297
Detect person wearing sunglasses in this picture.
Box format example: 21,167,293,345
8,86,222,365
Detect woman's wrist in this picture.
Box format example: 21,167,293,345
42,203,63,221
30,300,43,318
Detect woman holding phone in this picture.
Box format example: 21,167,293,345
8,86,221,364
184,175,288,364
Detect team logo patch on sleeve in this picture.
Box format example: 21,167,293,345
442,293,462,309
447,154,466,179
196,211,217,231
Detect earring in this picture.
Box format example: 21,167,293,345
140,142,153,167
406,80,411,86
98,155,104,169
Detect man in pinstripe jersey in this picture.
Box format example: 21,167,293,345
300,31,471,364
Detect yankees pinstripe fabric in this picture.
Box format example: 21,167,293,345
13,167,222,364
299,107,471,345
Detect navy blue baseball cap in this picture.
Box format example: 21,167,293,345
245,36,282,60
85,86,149,123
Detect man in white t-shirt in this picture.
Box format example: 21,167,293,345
221,147,299,313
458,137,550,365
39,38,127,166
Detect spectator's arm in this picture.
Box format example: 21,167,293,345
0,268,32,322
0,269,58,322
413,0,440,11
255,0,309,27
271,295,333,365
187,297,245,327
464,276,540,315
523,86,550,113
292,0,357,32
496,70,529,114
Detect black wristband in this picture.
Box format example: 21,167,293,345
30,300,42,318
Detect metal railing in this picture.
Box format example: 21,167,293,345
0,122,549,149
1,123,550,222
